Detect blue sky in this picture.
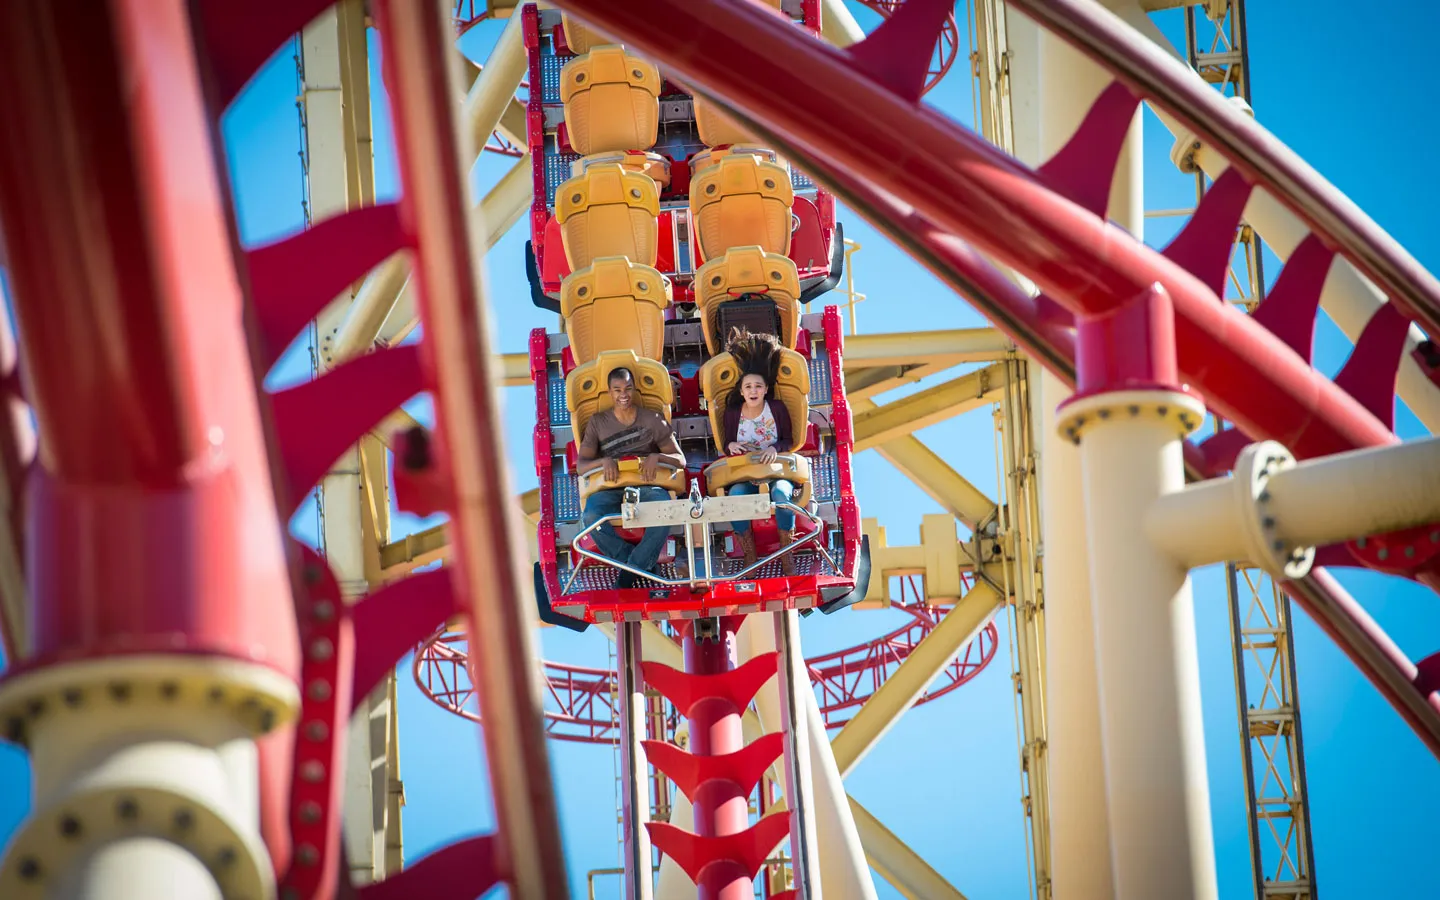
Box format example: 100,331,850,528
2,2,1438,897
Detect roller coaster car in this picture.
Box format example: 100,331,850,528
524,3,866,629
530,308,869,629
524,3,843,307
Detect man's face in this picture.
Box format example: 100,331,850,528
609,374,635,410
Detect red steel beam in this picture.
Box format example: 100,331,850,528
0,0,299,674
554,0,1393,464
372,0,569,894
1010,0,1440,343
0,0,304,866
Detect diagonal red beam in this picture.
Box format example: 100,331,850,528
371,0,569,894
551,0,1393,465
1008,0,1440,343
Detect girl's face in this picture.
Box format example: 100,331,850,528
740,374,768,404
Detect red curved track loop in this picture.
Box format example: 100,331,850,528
545,0,1440,756
852,0,960,93
483,130,526,158
452,1,488,36
414,581,999,743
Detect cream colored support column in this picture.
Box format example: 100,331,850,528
1114,9,1440,434
0,657,298,899
1144,436,1440,572
463,12,528,154
1034,365,1116,898
819,0,865,46
1059,279,1218,899
366,154,536,352
337,12,529,361
848,800,968,900
1063,384,1217,899
742,619,877,900
655,785,695,898
1008,3,1146,894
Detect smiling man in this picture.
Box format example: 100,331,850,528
575,367,686,587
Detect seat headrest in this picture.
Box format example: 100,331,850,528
561,258,671,318
699,348,810,453
566,350,674,442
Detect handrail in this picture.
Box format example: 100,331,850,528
562,499,834,594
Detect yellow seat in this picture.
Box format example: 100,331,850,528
690,144,786,178
690,155,795,261
555,164,660,271
561,47,661,156
693,96,754,148
572,150,672,189
561,14,612,55
567,351,683,501
561,258,671,364
699,346,813,505
695,247,801,354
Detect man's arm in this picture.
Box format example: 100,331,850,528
575,421,607,474
654,432,685,469
640,430,685,481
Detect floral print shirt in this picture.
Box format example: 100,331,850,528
736,402,780,451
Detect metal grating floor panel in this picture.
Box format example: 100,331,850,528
544,150,580,208
791,169,815,192
811,453,839,504
540,53,565,104
808,348,832,405
548,374,570,425
553,472,581,522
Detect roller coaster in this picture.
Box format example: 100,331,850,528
0,0,1437,898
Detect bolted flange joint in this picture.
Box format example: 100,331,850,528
1233,441,1315,580
1056,389,1207,447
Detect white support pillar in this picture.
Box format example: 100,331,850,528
1009,2,1148,893
462,12,528,154
742,619,877,900
1060,284,1218,900
1144,436,1440,573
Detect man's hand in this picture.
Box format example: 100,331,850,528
757,446,779,465
602,458,620,483
641,452,662,481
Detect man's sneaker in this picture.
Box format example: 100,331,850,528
616,570,639,590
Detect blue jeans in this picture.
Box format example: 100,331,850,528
729,479,795,533
582,486,672,574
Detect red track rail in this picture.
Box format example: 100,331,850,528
415,580,1000,743
550,0,1440,756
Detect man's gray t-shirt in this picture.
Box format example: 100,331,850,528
581,408,675,460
